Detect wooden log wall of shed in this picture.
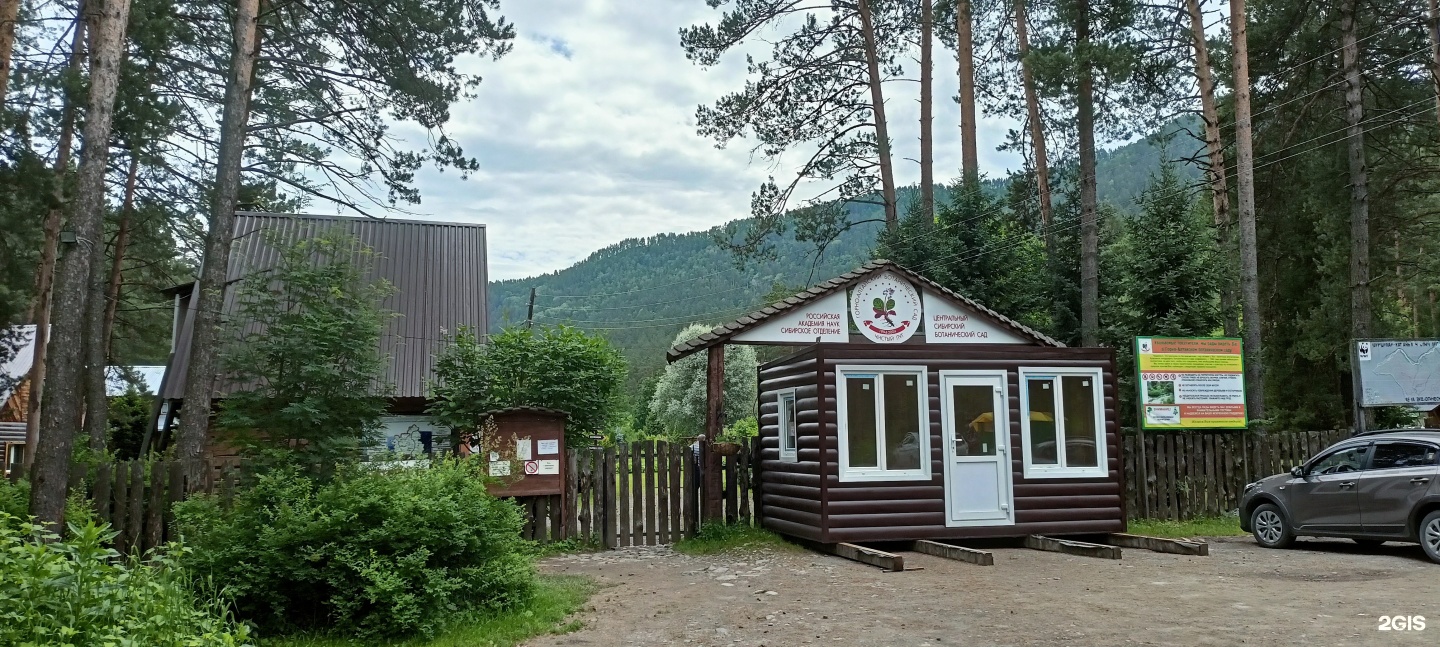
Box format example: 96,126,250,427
757,344,1123,544
756,348,824,541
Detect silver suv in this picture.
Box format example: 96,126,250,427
1239,429,1440,563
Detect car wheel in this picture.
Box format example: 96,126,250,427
1251,503,1294,549
1420,511,1440,565
1352,539,1385,549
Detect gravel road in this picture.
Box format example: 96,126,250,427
530,537,1439,647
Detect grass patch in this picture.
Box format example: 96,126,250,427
673,523,801,555
535,537,604,557
264,574,595,647
1129,516,1246,539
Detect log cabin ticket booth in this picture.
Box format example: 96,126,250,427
668,260,1124,546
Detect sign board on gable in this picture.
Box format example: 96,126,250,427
732,290,848,344
1355,339,1440,407
924,294,1028,344
1135,337,1247,429
850,271,922,344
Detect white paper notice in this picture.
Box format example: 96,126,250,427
537,439,559,455
488,460,511,476
516,437,533,461
536,459,560,475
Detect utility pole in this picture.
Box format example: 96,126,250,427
526,287,536,329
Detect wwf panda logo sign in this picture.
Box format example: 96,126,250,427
850,271,922,344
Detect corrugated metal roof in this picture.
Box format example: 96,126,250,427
162,213,488,400
666,259,1062,362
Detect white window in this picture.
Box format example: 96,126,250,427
836,365,930,482
1019,368,1106,478
778,389,798,462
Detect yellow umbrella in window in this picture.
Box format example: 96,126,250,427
968,411,1054,431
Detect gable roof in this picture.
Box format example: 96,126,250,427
161,212,488,400
1,325,38,405
667,259,1061,362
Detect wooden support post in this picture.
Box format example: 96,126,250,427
703,345,725,523
913,539,994,566
1024,535,1122,560
1106,533,1209,556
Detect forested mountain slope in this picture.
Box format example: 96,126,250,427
488,130,1200,389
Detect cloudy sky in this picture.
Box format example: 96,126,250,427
382,1,1027,280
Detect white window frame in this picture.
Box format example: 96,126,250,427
1018,367,1107,479
835,364,931,482
777,388,799,463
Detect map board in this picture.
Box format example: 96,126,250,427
1356,340,1440,407
1135,337,1248,429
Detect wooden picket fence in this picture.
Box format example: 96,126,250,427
519,439,756,546
7,459,240,555
1124,429,1351,520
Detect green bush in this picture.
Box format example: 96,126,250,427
0,513,252,646
174,459,535,639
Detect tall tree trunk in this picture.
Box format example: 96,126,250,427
857,0,898,229
919,0,934,217
1076,0,1100,347
1187,0,1238,337
0,0,18,106
1014,0,1053,248
1342,0,1370,337
176,0,262,482
22,1,88,470
81,152,139,451
29,0,132,528
1231,0,1266,422
956,0,978,183
1429,0,1440,130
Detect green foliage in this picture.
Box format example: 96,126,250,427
0,479,28,520
216,230,394,476
173,460,535,640
719,416,759,445
0,513,253,646
648,324,757,441
673,523,799,556
263,574,594,647
107,389,152,460
429,325,627,446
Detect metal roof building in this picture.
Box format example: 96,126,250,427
159,212,488,411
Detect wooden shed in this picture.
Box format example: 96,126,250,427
668,260,1123,544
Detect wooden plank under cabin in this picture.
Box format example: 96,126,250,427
1107,533,1209,556
913,539,994,566
604,445,618,549
617,442,631,547
112,462,129,551
565,450,578,540
668,443,682,540
1024,535,1122,560
656,441,671,545
127,462,145,552
93,462,112,525
145,461,166,552
631,441,645,545
644,440,657,546
829,542,906,572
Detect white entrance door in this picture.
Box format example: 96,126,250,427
941,372,1015,527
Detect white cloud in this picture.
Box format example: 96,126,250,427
378,1,1027,280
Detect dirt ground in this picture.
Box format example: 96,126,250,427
530,536,1440,647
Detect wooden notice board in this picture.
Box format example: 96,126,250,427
471,408,567,498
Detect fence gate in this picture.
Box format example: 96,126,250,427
520,439,756,546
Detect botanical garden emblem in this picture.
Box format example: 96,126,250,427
850,271,922,343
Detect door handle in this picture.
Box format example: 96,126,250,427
1412,477,1431,485
1339,481,1356,488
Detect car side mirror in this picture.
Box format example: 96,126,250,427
1291,466,1305,478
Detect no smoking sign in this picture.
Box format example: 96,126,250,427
523,461,539,475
